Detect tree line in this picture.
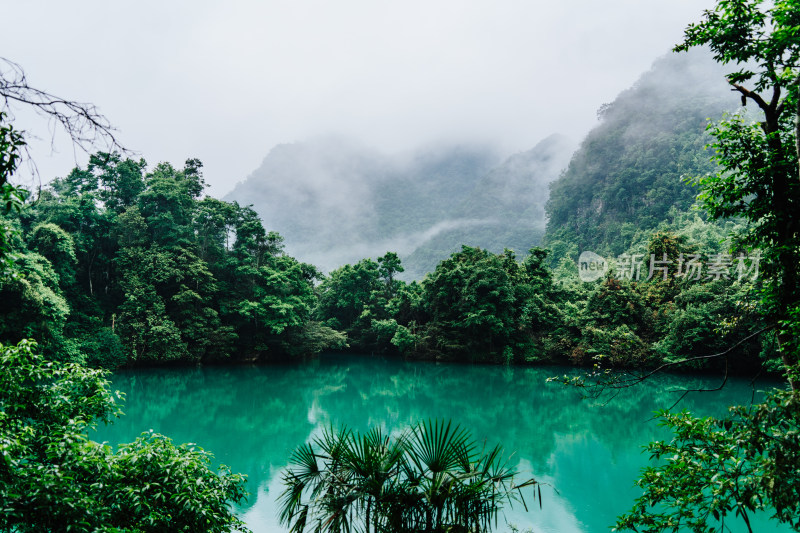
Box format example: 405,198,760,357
315,215,779,374
1,152,346,367
0,50,785,379
0,153,782,376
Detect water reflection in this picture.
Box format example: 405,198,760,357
94,354,787,533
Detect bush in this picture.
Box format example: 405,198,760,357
0,339,250,532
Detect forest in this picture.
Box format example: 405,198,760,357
1,0,800,532
0,151,778,374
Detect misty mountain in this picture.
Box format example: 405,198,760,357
544,49,737,257
228,48,734,278
403,134,575,277
225,135,574,278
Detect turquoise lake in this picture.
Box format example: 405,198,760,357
94,354,788,532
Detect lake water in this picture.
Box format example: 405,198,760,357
95,354,788,532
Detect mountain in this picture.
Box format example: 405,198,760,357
225,135,574,278
227,49,732,277
544,49,736,258
402,134,575,277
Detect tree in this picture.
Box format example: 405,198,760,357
279,420,539,533
0,250,74,360
616,392,800,533
616,2,800,531
315,258,383,350
0,339,250,532
1,56,125,275
675,0,800,385
412,246,561,363
420,246,517,361
378,251,404,298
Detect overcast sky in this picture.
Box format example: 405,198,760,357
2,0,714,197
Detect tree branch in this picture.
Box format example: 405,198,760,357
607,324,775,390
0,57,129,159
768,85,781,114
567,324,777,402
731,83,771,113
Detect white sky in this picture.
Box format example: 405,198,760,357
2,0,714,197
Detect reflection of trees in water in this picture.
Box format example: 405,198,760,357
94,355,778,523
96,362,351,511
311,357,778,532
319,358,768,467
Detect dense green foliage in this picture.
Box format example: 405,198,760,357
3,15,799,529
545,51,730,258
316,245,560,364
279,420,538,533
1,153,345,366
0,339,250,532
614,1,800,531
616,391,800,532
316,213,777,372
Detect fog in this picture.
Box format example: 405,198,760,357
294,217,498,275
2,0,714,196
224,135,505,274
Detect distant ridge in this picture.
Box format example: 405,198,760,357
225,135,574,278
227,49,735,277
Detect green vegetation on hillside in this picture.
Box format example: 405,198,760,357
545,50,732,258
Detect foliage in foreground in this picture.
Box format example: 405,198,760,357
616,391,800,532
0,339,250,532
614,0,800,531
279,420,539,533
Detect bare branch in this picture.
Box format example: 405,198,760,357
664,359,730,411
608,324,775,389
0,57,130,158
562,324,777,404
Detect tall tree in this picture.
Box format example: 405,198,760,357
617,3,800,531
675,0,800,385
